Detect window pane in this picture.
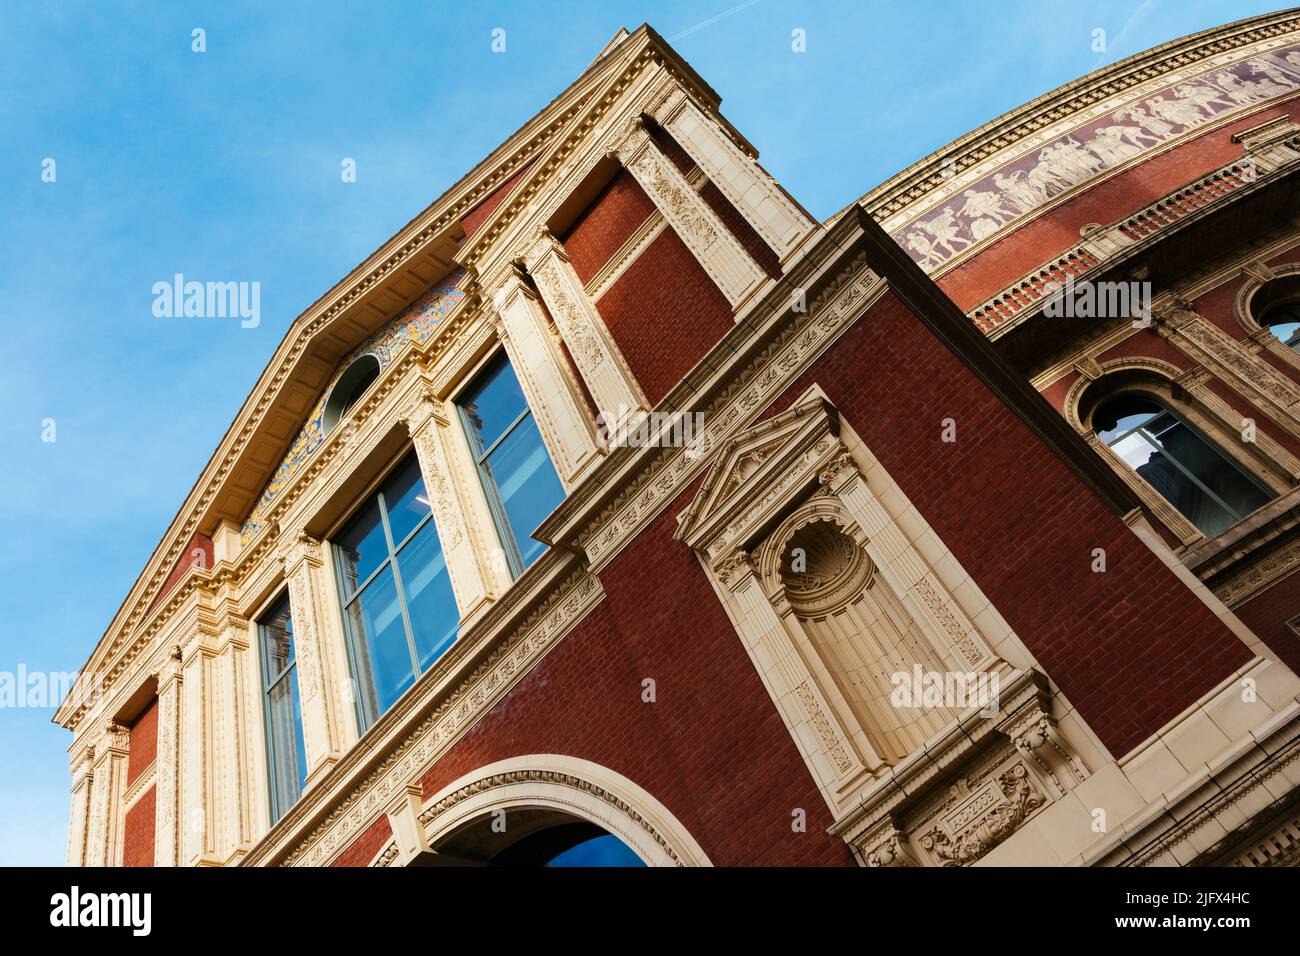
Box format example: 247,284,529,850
336,499,388,598
346,565,415,715
261,594,294,677
395,521,459,672
485,414,564,569
1094,396,1161,443
1098,396,1276,538
266,671,306,818
460,354,528,457
382,454,432,548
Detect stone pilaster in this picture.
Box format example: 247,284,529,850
488,267,603,488
153,646,182,866
650,87,816,265
83,720,130,866
209,609,256,863
279,532,343,787
179,627,219,865
401,384,510,621
65,743,95,867
612,117,766,309
527,229,648,426
1155,296,1300,439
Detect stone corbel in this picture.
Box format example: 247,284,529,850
859,820,920,868
385,784,427,867
997,691,1089,799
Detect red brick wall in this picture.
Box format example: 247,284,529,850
330,814,393,867
122,786,155,867
146,531,213,616
561,170,657,285
938,98,1300,311
1235,569,1300,675
774,290,1252,756
462,163,534,238
413,483,854,867
126,697,158,786
596,228,735,406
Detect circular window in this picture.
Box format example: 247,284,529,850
322,355,381,434
1248,276,1300,353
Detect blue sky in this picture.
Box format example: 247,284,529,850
0,0,1281,866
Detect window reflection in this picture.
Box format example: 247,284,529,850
458,353,565,576
1095,395,1275,537
334,451,458,730
1260,301,1300,354
259,593,306,823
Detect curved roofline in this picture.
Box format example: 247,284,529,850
829,7,1300,228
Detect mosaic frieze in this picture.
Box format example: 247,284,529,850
240,269,467,544
894,43,1300,270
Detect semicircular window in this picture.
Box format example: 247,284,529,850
1258,300,1300,353
322,355,381,434
1094,395,1274,537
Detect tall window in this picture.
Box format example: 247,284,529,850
1095,395,1275,537
259,593,307,823
458,353,565,576
334,452,459,729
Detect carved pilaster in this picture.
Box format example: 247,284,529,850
650,86,816,265
527,228,647,425
612,117,766,308
488,268,602,487
400,386,505,620
153,646,182,865
279,532,341,786
1154,295,1300,437
84,721,130,867
66,744,96,867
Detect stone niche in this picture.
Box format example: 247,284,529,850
676,387,1089,864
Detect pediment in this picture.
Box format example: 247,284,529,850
675,392,841,550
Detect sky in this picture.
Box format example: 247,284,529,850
0,0,1284,866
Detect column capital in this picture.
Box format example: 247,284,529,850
278,530,323,574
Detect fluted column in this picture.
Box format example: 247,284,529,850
65,743,95,866
650,88,816,265
83,720,130,866
280,532,343,787
611,117,766,308
489,267,603,487
401,384,510,621
153,647,182,865
527,229,648,425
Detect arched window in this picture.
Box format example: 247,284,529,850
1258,300,1300,353
322,355,381,434
1094,395,1275,537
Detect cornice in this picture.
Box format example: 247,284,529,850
56,28,663,729
839,10,1300,234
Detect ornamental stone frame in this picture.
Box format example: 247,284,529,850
676,387,1091,863
1235,259,1300,379
379,755,713,867
647,85,818,266
1063,355,1300,549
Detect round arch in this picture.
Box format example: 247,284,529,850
414,756,713,867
